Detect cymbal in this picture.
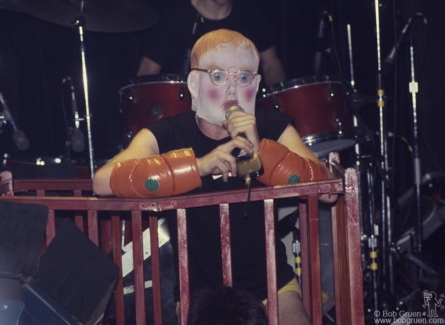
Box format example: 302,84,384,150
7,0,158,33
0,0,24,12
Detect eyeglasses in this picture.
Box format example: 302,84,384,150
191,68,258,87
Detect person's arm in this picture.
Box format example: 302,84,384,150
137,56,162,76
259,46,286,86
93,127,247,196
92,129,160,196
276,125,320,162
276,124,338,202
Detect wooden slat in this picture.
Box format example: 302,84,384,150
345,168,365,324
264,199,279,325
111,214,125,325
150,215,163,325
87,209,99,245
220,203,232,286
131,211,146,325
308,195,322,324
177,208,189,325
299,200,311,313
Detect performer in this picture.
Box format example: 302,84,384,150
94,29,332,324
137,0,286,86
187,286,268,325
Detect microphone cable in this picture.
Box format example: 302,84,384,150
242,176,252,218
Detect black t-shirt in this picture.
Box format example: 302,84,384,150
140,1,276,74
147,107,295,301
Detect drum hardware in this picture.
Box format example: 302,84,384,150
278,205,335,316
147,106,163,120
71,13,96,179
2,1,160,177
272,97,280,110
126,87,134,102
3,0,159,33
395,172,445,251
1,153,83,179
355,8,429,315
327,84,336,99
179,87,186,100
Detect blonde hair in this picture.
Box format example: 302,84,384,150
190,29,260,68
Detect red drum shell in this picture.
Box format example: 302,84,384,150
257,76,355,157
120,74,192,147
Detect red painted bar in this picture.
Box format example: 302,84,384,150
220,203,232,286
345,168,365,324
299,200,311,313
177,208,190,325
46,209,56,245
87,210,99,245
131,211,146,325
149,215,163,325
308,194,322,324
264,199,279,325
111,214,126,325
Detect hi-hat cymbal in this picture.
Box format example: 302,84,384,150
8,0,158,33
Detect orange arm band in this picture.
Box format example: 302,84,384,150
256,139,328,186
110,148,202,198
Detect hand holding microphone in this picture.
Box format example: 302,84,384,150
224,105,262,179
224,105,253,158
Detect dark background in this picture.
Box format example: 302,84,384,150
1,0,444,187
1,0,445,315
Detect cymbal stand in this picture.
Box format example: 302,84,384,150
72,7,95,178
407,35,423,278
346,24,380,311
373,0,394,306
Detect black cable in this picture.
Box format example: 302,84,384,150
242,176,252,218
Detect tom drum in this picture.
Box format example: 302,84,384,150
120,74,192,147
258,76,355,158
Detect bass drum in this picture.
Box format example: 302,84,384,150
120,74,192,147
257,76,355,158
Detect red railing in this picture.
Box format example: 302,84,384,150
0,153,364,325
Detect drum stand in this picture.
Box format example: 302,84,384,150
371,0,397,311
407,35,424,279
72,10,95,179
346,23,382,314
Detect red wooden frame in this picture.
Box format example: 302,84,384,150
0,154,364,325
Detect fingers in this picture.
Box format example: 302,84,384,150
196,147,238,181
197,138,257,181
224,111,260,151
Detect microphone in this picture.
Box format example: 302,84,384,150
181,14,199,74
383,13,425,75
0,92,29,151
313,12,328,77
384,16,413,66
67,79,85,152
225,105,252,159
224,105,263,179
